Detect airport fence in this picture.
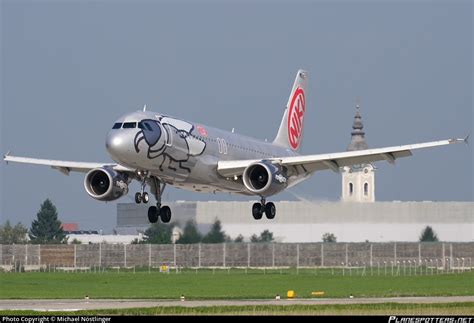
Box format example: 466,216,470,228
0,242,473,274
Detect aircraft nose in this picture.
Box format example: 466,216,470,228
106,130,129,162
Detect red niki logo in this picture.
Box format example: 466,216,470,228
287,88,305,150
196,125,208,137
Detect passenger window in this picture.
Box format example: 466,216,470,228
123,122,137,129
112,123,122,129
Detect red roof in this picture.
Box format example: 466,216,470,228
61,223,78,231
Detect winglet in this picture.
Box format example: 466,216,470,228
4,151,11,164
464,133,470,145
448,137,469,145
143,104,147,112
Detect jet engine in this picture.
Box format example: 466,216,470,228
84,167,129,201
242,161,288,196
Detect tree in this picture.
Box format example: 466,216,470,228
250,230,274,243
176,220,202,244
142,222,175,244
259,230,274,242
0,220,28,244
322,232,337,243
29,199,66,244
234,234,244,243
202,219,226,243
419,226,439,242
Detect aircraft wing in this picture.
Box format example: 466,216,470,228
3,154,134,175
217,138,467,178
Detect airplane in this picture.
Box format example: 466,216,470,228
3,70,468,224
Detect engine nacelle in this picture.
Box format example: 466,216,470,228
84,167,129,201
242,161,288,196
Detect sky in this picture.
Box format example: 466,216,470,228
1,0,472,233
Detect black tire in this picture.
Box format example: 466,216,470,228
135,192,142,204
252,203,263,220
265,202,276,219
142,192,149,204
160,206,172,223
147,206,159,223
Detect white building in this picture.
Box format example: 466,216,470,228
67,233,143,244
116,200,473,242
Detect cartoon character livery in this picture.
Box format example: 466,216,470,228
4,70,467,224
133,117,206,174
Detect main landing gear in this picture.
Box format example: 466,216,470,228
252,197,276,220
134,172,172,224
147,177,172,224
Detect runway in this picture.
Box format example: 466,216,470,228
1,296,473,311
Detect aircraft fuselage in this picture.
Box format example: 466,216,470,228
106,110,299,196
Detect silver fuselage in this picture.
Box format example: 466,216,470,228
106,111,302,196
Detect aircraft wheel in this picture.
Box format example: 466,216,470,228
148,206,159,223
142,192,149,204
252,203,263,220
265,202,276,219
135,192,142,204
160,206,172,223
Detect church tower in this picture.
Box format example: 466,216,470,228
341,104,375,202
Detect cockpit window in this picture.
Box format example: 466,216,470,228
122,122,137,129
138,122,153,131
112,123,122,129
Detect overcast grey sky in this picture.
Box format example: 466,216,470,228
1,0,472,232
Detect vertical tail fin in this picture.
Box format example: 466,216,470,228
273,69,308,151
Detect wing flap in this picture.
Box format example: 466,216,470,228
300,150,413,173
217,138,464,177
217,159,261,178
4,155,134,175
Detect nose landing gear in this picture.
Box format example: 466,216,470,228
135,192,149,204
135,171,150,204
252,197,276,220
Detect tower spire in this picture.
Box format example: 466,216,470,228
342,100,375,203
347,102,368,151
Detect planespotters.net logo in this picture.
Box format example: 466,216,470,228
287,87,305,150
388,317,473,323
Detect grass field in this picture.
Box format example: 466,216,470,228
1,268,473,299
1,303,474,315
